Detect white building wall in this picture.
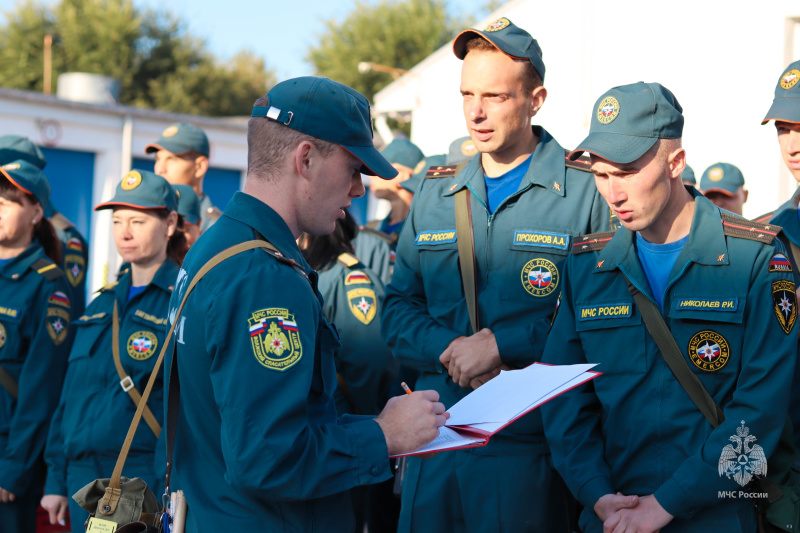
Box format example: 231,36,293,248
374,0,800,219
0,91,248,293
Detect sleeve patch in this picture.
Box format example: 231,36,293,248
347,288,377,325
772,279,798,334
769,253,793,273
46,307,70,345
248,308,302,371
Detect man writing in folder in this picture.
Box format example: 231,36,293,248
541,82,797,532
382,17,614,533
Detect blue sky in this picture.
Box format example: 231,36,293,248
0,0,496,81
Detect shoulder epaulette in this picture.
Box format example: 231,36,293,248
721,213,780,244
97,281,118,293
425,165,459,178
49,212,75,231
337,253,360,268
572,231,617,254
358,226,398,246
30,258,64,281
564,149,592,172
364,219,381,230
752,211,774,224
205,206,222,223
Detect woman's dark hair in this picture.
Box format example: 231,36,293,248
301,210,358,271
155,210,189,265
0,175,62,264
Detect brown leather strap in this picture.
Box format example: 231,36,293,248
0,364,18,399
49,211,75,232
455,188,479,334
112,301,161,437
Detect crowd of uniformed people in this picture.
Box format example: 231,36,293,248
0,14,799,533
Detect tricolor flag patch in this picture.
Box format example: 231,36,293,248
345,271,371,285
769,253,792,273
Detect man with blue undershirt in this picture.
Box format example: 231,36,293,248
382,17,614,533
542,81,796,533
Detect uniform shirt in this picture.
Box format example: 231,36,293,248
167,192,391,533
542,193,797,531
0,242,75,495
317,259,396,416
55,219,89,317
352,227,395,284
382,126,613,452
43,260,178,497
755,186,800,448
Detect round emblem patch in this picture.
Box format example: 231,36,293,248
121,170,142,191
162,125,179,137
688,330,730,371
461,139,477,157
127,331,158,360
2,163,20,171
781,69,800,90
484,18,510,32
597,97,620,125
248,308,303,372
0,323,6,349
414,159,427,174
708,167,724,182
521,258,559,297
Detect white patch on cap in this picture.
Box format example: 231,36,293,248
267,107,281,120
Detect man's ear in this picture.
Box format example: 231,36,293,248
530,86,548,117
294,141,315,184
668,147,686,179
194,155,209,179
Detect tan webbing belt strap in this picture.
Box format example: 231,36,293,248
455,188,479,334
790,242,800,275
112,301,161,437
106,240,284,501
0,365,18,399
624,277,724,427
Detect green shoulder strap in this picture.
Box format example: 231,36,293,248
455,185,478,335
0,365,18,399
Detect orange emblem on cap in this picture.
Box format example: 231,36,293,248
162,125,179,137
461,140,477,157
2,163,20,171
708,167,724,182
597,97,620,125
484,18,510,32
121,170,142,191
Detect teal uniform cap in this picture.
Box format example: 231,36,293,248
699,162,745,196
570,81,684,164
0,159,51,206
446,135,477,165
762,59,800,125
401,153,446,194
380,138,424,170
0,135,47,169
251,77,398,180
145,122,210,157
682,164,696,185
453,17,546,81
173,184,201,225
94,169,179,212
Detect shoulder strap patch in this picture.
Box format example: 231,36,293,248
752,211,774,224
337,253,360,268
425,162,469,179
364,219,381,230
572,231,617,254
358,226,398,246
30,258,64,281
49,212,75,231
721,213,780,244
564,149,591,172
205,206,222,222
97,281,118,293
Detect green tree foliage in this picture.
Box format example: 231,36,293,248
307,0,467,102
0,0,275,116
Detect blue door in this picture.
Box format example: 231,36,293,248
39,147,95,242
132,158,241,211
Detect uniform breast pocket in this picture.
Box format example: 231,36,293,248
574,301,647,374
126,314,167,367
416,230,462,302
0,316,24,366
500,229,571,303
69,313,111,363
668,295,745,376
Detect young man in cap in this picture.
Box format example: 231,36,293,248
145,122,220,232
354,137,425,284
757,59,800,449
541,82,796,532
382,17,614,532
166,77,447,533
699,162,748,215
0,135,89,316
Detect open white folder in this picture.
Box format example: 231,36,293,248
390,363,600,457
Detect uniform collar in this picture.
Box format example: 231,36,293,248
113,258,180,310
769,186,800,245
222,192,310,271
443,126,567,200
595,188,730,276
0,241,47,280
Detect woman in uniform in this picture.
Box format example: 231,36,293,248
0,160,75,533
40,170,185,531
